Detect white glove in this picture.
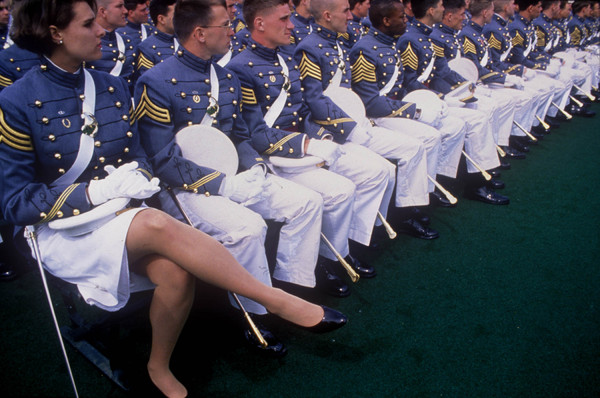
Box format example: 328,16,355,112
305,139,345,166
444,96,466,108
417,103,443,128
348,125,373,146
218,167,268,205
87,161,161,206
523,67,537,80
505,74,525,89
545,60,560,77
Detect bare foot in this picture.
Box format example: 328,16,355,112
266,288,325,327
148,364,188,398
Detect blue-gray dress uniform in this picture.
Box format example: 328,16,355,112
0,44,41,92
290,12,314,46
86,30,137,93
0,24,7,51
567,14,600,90
0,60,154,311
133,47,323,314
134,29,178,81
116,21,156,50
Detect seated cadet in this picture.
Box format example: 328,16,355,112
86,0,137,93
233,0,246,32
134,0,326,356
349,0,372,36
0,43,41,92
215,0,249,65
290,0,314,44
461,0,553,146
296,0,441,240
134,0,177,81
116,0,155,49
398,0,508,205
0,0,9,50
535,1,595,113
429,0,519,166
228,0,387,296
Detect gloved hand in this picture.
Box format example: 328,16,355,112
348,124,373,146
505,74,525,89
444,96,466,107
87,161,161,206
545,59,561,77
218,167,268,205
416,100,444,128
305,139,346,165
523,67,537,80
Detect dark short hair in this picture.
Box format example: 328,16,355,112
349,0,368,10
369,0,402,29
412,0,441,18
150,0,176,25
541,0,559,10
244,0,289,32
469,0,493,15
572,1,591,14
515,0,541,11
124,0,147,11
173,0,225,42
443,0,466,13
292,0,300,7
11,0,97,56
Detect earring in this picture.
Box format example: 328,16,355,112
59,39,63,44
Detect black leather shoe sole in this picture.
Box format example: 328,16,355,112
430,190,456,208
464,186,510,205
487,178,505,190
398,218,440,240
501,146,525,159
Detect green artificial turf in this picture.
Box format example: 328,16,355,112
1,103,599,398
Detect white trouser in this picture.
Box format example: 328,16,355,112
428,115,467,178
272,166,355,261
371,117,438,202
483,85,540,137
466,89,515,147
447,107,500,173
159,173,323,315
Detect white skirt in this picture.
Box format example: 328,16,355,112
26,207,149,312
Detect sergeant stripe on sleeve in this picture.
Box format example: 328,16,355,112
488,33,502,50
462,37,477,55
512,31,525,47
39,183,80,224
351,52,377,83
298,52,322,81
535,27,546,47
263,132,302,155
400,42,418,71
571,27,581,45
132,85,172,124
432,43,445,58
241,86,258,105
0,74,13,88
186,171,222,191
0,107,33,151
337,32,350,40
136,53,155,71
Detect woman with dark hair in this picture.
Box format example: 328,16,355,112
0,0,346,396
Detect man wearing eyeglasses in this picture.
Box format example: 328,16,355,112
133,0,326,357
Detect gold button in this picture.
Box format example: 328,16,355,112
34,100,42,107
193,188,198,194
181,92,186,98
204,192,211,197
42,117,49,124
108,86,115,93
54,153,61,159
289,148,294,154
40,65,47,71
127,131,133,137
58,168,65,174
229,87,235,92
171,78,177,84
94,141,101,147
73,209,80,216
279,146,283,151
49,134,56,141
124,147,130,153
57,211,63,218
40,212,47,219
115,101,122,108
117,159,123,163
187,107,192,113
99,157,105,163
205,79,210,84
93,176,99,180
183,184,189,189
122,114,128,121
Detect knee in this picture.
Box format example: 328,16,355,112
136,208,178,235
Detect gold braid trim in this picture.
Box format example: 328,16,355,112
512,31,525,47
241,86,258,105
39,183,80,224
488,33,502,50
313,117,354,126
0,107,33,151
462,37,477,55
389,102,414,117
132,85,171,124
263,132,302,155
0,74,13,87
185,171,221,191
432,43,445,58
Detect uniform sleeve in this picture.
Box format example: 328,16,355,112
0,89,91,226
350,48,416,119
460,35,506,85
293,47,356,144
132,77,225,195
396,38,430,93
484,29,524,76
430,40,468,93
507,26,537,68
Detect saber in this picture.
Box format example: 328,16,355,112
496,145,506,158
570,95,584,107
166,187,268,348
462,151,492,181
377,211,397,240
320,233,360,282
536,115,550,130
513,121,538,142
574,84,596,101
551,101,573,119
27,227,80,398
428,175,458,205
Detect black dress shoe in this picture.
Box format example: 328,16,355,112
302,306,347,333
487,177,505,190
509,136,530,153
345,254,376,278
488,168,501,178
568,103,596,117
409,207,430,226
545,117,560,129
243,318,288,358
464,186,509,205
499,157,511,169
315,261,350,298
531,125,546,139
430,190,456,208
0,261,17,282
551,112,570,122
398,218,439,240
501,145,526,159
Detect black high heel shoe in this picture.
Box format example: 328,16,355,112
303,306,347,333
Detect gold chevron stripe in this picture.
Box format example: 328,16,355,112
0,74,13,87
235,20,246,33
186,171,222,191
462,37,477,55
136,53,155,71
132,85,171,124
263,132,302,155
432,43,445,58
488,33,502,50
0,107,33,151
337,32,350,40
241,86,257,105
400,42,418,71
41,183,80,224
512,31,525,47
298,52,322,81
535,28,546,47
351,52,376,83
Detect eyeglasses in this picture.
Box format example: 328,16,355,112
201,20,233,29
